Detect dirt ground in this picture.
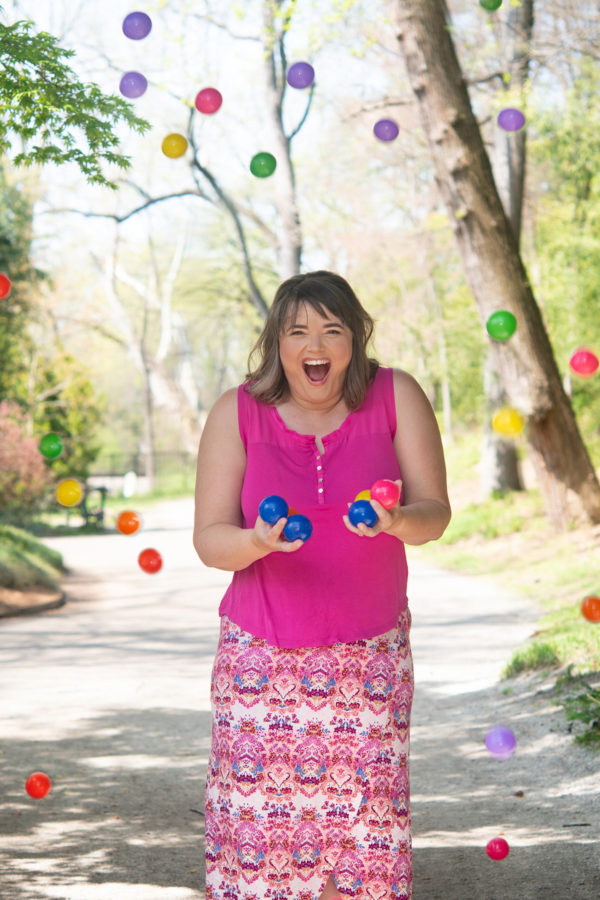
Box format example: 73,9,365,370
0,587,64,619
1,498,598,899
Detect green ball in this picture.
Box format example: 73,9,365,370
486,310,517,341
39,432,63,459
479,0,503,10
250,152,276,178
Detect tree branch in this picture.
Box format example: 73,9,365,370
43,191,206,223
188,109,269,319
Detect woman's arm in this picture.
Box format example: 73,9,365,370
193,388,302,570
344,369,451,545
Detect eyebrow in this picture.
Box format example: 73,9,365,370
286,319,344,329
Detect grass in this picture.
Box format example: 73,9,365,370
0,524,65,591
421,505,600,676
417,430,600,673
411,429,600,744
424,508,600,676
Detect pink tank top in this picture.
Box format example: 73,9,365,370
218,366,408,648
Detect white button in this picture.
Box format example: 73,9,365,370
318,488,324,493
317,465,322,471
318,477,323,482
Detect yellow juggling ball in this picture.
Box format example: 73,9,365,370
56,478,83,507
492,406,524,437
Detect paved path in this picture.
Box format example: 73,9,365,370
1,499,598,899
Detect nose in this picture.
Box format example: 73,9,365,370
306,331,324,352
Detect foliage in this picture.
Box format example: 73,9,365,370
0,400,53,522
0,166,42,399
563,681,600,749
529,60,600,466
503,643,561,677
31,350,104,480
553,666,600,750
0,522,63,589
438,487,541,543
0,19,150,188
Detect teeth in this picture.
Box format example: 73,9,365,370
305,359,329,365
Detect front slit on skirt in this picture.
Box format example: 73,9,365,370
204,608,414,900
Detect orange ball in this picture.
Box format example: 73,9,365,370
26,772,52,799
581,595,600,623
116,510,141,535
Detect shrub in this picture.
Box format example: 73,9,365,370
0,401,52,521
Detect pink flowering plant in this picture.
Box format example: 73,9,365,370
0,401,53,522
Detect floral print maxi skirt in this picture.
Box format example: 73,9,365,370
204,609,414,900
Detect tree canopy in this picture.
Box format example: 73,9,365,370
0,17,149,188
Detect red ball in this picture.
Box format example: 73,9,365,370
26,772,52,799
486,837,510,860
569,348,599,377
581,595,600,623
0,272,12,300
138,548,162,574
195,87,223,114
370,479,401,509
117,510,141,535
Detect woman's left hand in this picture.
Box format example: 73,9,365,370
342,484,403,538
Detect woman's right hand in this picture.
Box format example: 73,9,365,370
251,515,304,555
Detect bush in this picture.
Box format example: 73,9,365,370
0,401,53,522
0,523,64,590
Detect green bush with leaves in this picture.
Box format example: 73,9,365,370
0,522,63,589
0,18,150,188
32,351,104,480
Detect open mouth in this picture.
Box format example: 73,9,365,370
303,359,331,384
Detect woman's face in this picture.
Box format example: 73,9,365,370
278,302,353,409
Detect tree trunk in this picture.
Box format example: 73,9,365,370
424,266,453,443
140,308,155,492
262,0,303,278
492,0,534,244
483,0,535,494
481,354,523,495
395,0,600,527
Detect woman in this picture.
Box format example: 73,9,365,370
193,271,451,900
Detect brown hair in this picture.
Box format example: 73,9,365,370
246,270,379,410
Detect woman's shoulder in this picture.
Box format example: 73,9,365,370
390,367,427,394
213,382,273,444
204,387,241,434
213,385,240,412
390,368,436,420
370,365,417,399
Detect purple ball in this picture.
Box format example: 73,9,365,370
119,71,148,99
485,725,516,760
286,62,315,90
373,118,399,142
497,107,525,132
122,11,152,40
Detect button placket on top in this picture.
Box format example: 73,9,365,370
315,445,325,504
